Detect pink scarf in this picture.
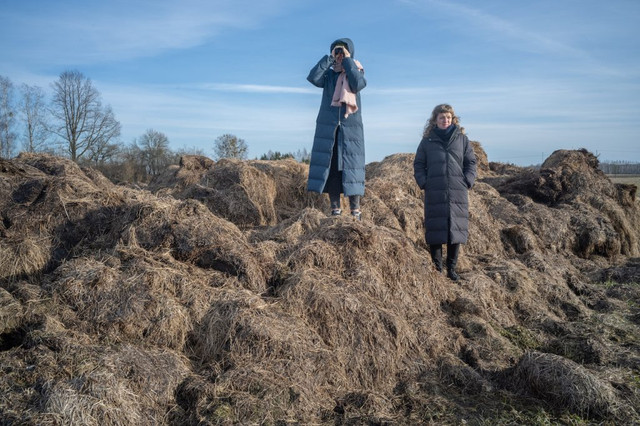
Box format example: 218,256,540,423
331,59,364,119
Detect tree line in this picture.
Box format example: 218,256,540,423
599,161,640,175
0,71,309,184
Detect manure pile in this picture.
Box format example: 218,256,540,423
1,148,639,425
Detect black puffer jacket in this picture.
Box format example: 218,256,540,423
306,38,367,196
413,126,477,245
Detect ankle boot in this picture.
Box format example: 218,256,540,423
446,243,460,281
447,266,460,281
429,245,443,273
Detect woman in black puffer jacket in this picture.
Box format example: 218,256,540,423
307,38,367,220
413,104,477,281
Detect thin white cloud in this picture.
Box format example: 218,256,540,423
367,78,638,122
408,0,587,57
95,81,318,152
200,83,316,95
1,0,295,64
91,72,637,162
401,0,633,78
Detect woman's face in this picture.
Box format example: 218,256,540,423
333,45,347,65
436,112,453,129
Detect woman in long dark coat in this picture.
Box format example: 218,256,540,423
413,104,477,281
307,38,366,220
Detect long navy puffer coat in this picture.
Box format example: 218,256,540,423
306,38,366,196
413,126,477,245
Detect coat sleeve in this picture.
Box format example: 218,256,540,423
462,136,477,189
413,139,428,190
342,57,367,93
307,55,333,88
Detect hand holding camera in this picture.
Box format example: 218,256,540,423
332,46,350,59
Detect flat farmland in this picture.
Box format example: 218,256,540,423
608,174,640,196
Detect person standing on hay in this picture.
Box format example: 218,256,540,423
413,104,477,281
307,37,366,220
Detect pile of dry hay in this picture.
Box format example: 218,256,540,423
1,147,639,424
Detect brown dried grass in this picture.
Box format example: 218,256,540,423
0,287,22,334
32,345,189,425
151,156,330,227
0,234,51,281
1,149,639,424
511,351,618,418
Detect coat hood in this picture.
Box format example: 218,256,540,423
330,38,355,57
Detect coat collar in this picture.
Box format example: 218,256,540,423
429,125,460,148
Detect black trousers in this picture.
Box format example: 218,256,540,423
326,127,360,211
429,243,460,270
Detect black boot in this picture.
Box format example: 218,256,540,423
429,245,443,273
446,243,460,281
447,267,460,281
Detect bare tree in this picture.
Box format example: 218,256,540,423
84,141,122,167
104,143,147,184
213,133,248,160
0,76,17,158
19,84,50,153
84,105,122,165
295,147,311,164
138,129,172,176
50,70,121,162
600,161,640,175
175,145,206,157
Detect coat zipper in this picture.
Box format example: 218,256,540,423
334,102,343,171
442,131,455,242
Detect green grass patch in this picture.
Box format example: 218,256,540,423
499,325,542,350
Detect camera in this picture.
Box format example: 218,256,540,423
333,47,344,56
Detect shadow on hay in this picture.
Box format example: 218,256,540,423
2,149,640,425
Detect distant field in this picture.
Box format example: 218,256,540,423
608,174,640,196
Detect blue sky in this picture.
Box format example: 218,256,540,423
1,0,639,165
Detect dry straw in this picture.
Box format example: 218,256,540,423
0,146,638,424
512,351,618,418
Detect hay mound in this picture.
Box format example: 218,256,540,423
491,148,639,258
363,153,426,246
149,157,327,227
1,149,639,424
510,351,618,418
497,149,607,205
146,155,213,192
1,340,190,425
